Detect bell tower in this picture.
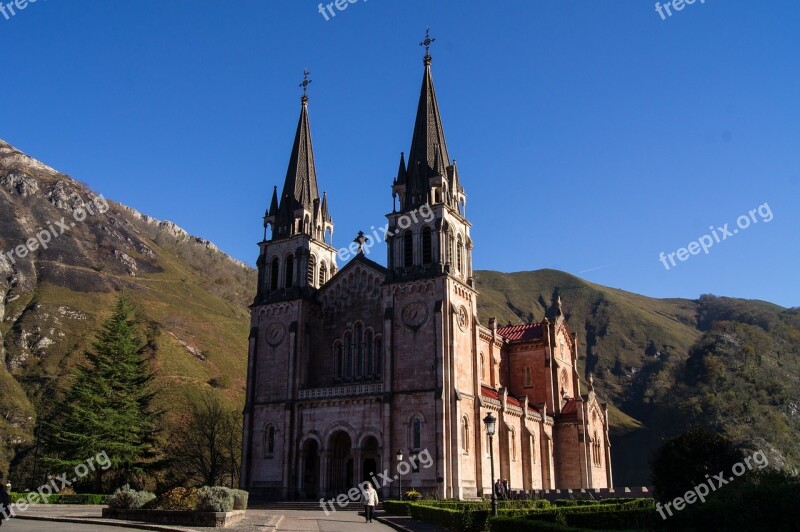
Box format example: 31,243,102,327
255,71,338,303
387,31,473,285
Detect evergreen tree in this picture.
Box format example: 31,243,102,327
44,296,158,491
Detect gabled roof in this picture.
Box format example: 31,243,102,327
497,323,544,343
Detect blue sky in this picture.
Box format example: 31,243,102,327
2,1,798,307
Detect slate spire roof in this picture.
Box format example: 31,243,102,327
274,94,321,234
402,53,451,209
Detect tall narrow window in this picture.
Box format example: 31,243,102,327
266,425,275,457
479,354,484,382
355,323,364,378
462,416,470,454
404,230,413,267
285,255,294,288
422,227,432,265
413,418,422,450
375,337,383,376
531,434,537,464
334,342,343,380
345,332,353,379
307,255,316,286
524,366,532,388
319,262,327,286
510,428,516,461
457,236,463,273
448,235,454,267
366,330,374,377
270,257,279,291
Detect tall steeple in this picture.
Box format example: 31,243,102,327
256,71,337,302
395,29,452,212
271,72,325,240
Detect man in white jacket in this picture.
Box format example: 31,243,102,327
362,482,379,523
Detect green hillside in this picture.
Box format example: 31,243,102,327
2,138,796,489
475,269,799,484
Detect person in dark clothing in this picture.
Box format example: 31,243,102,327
0,474,11,526
493,478,503,501
502,479,510,500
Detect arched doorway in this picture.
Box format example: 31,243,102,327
361,436,380,488
301,439,319,499
328,431,353,495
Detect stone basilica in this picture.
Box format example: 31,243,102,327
240,43,613,500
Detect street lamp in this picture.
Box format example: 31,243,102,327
396,449,404,500
483,412,498,517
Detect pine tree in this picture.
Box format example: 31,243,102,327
44,295,158,491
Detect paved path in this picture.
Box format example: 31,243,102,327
2,505,446,532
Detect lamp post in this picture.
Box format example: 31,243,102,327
396,449,404,500
483,412,498,517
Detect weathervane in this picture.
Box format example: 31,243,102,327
299,70,312,98
419,27,436,56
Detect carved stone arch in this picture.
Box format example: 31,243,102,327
299,431,324,452
357,429,383,449
323,422,358,447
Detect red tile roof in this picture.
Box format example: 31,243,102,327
497,323,544,343
559,398,578,418
481,385,499,400
507,395,522,408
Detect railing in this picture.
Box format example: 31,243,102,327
298,382,384,400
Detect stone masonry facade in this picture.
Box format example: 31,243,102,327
240,45,613,500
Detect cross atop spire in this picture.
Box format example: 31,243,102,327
353,231,370,255
299,69,312,102
419,27,435,62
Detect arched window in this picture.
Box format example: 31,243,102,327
307,255,316,286
422,227,432,265
524,366,532,388
403,230,413,267
270,257,279,291
355,323,364,378
285,255,294,288
265,425,276,457
319,261,327,286
345,332,353,379
334,341,343,380
375,336,383,376
509,427,516,462
448,235,454,267
303,215,310,234
366,330,374,377
531,433,537,464
456,235,463,273
413,418,422,450
479,354,485,381
462,416,470,454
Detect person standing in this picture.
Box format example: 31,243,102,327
502,479,510,500
493,478,503,501
0,475,11,526
362,482,379,523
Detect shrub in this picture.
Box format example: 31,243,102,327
382,500,412,516
154,487,200,510
196,486,234,512
489,517,584,532
230,489,249,510
563,507,656,530
404,489,422,501
108,485,156,509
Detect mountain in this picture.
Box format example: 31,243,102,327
2,139,797,487
0,139,256,475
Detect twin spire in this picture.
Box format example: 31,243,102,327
267,29,458,240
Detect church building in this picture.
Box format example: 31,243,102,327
241,38,613,500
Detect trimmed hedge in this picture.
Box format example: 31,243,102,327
382,500,412,516
489,517,585,532
10,493,108,505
